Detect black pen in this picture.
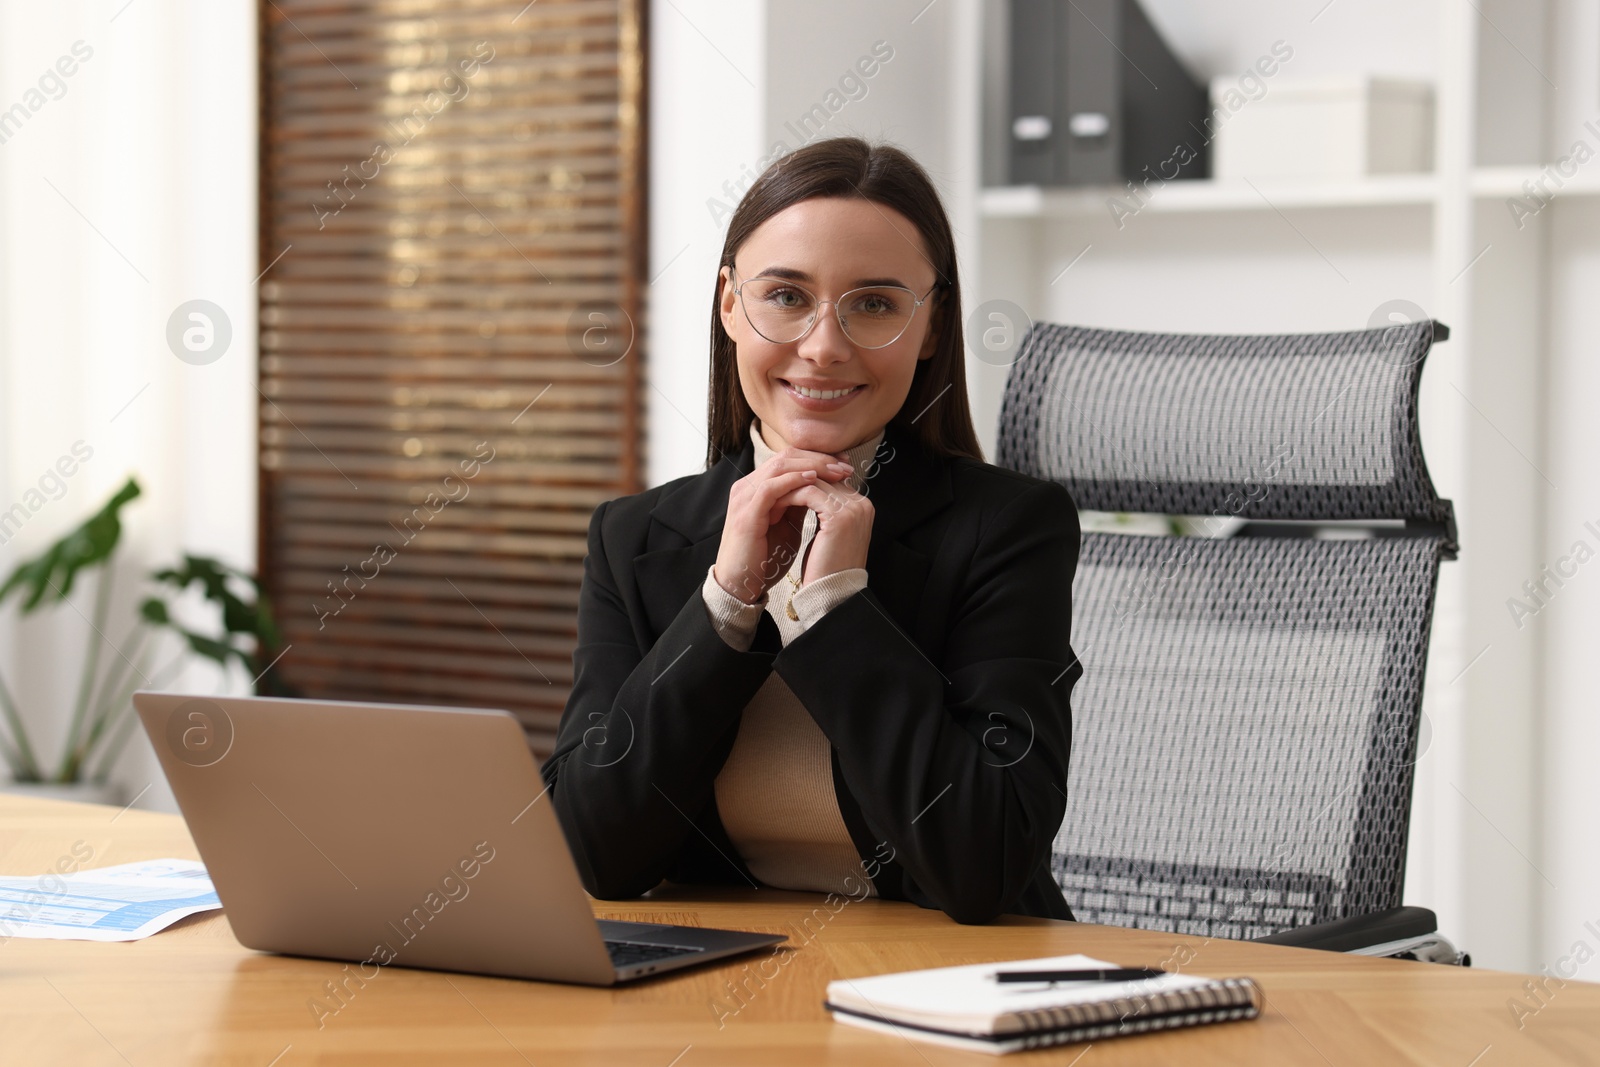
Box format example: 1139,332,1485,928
993,967,1166,983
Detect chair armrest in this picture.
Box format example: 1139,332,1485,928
1252,906,1440,952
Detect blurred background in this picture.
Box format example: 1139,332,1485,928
0,0,1593,978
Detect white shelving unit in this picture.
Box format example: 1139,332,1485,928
951,0,1578,976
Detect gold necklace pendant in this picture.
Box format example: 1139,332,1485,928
784,572,801,621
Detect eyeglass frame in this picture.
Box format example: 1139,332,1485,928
727,267,942,351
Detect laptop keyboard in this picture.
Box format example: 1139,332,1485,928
605,939,703,968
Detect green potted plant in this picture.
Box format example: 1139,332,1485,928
0,477,290,803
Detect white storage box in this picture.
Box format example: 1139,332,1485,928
1208,77,1434,180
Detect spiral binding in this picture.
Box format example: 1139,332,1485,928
998,976,1264,1043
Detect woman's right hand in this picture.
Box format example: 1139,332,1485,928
711,448,854,604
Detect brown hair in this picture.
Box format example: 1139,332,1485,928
705,137,983,468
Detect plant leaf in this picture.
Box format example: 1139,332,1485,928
183,632,235,666
219,590,257,634
142,551,293,693
0,478,141,613
255,598,283,649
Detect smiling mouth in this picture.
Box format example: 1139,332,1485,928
780,379,865,401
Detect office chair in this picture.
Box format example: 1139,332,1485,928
996,319,1466,963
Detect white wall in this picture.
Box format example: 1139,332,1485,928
0,0,257,812
646,0,766,486
1536,0,1600,986
1139,0,1437,84
761,0,988,449
762,0,965,186
1543,196,1600,978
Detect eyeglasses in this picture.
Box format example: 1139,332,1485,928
730,270,939,350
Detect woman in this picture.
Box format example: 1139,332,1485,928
541,137,1082,924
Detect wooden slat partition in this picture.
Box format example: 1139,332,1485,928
258,0,646,756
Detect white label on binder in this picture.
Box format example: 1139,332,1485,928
1012,115,1052,141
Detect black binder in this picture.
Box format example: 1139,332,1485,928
1007,0,1209,187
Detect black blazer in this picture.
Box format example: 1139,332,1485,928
540,423,1084,924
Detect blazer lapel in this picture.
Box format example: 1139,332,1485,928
631,441,753,638
861,424,954,640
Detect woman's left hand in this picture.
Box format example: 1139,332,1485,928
777,470,875,584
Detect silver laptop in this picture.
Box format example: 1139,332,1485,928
133,691,784,985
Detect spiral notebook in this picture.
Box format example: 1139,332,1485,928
825,954,1262,1055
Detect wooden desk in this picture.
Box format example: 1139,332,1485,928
1,795,1595,1066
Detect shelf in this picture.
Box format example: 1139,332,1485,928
980,174,1438,218
980,167,1600,220
1470,165,1600,199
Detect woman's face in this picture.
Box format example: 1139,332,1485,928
719,196,941,455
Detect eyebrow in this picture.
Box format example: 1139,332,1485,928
752,265,912,289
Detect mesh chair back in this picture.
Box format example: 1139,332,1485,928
997,321,1455,534
997,321,1453,938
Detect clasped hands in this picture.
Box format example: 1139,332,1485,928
711,447,875,606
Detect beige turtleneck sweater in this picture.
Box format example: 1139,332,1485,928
702,421,884,896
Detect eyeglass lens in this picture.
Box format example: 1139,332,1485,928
739,278,918,348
